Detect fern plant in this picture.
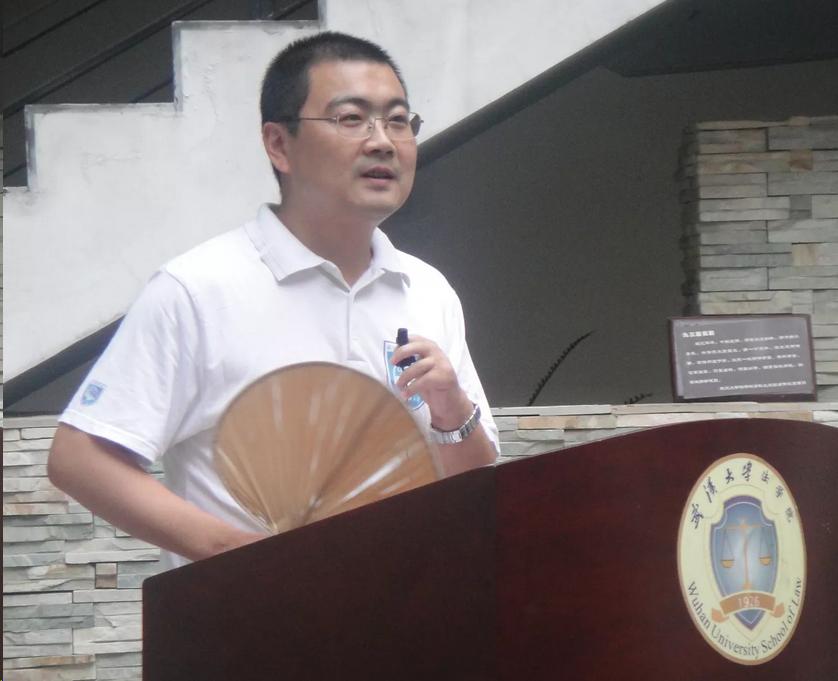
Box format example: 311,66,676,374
526,331,594,406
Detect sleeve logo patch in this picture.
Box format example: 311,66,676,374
81,381,106,406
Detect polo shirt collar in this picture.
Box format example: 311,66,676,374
370,227,411,286
246,204,326,281
247,204,411,286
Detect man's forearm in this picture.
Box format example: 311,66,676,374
48,425,266,562
436,425,497,477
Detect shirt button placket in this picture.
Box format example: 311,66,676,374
347,292,360,360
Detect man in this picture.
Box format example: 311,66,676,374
49,31,498,571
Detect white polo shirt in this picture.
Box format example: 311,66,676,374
61,204,498,569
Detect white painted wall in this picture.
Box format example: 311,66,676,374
5,0,662,378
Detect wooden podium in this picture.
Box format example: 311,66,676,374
143,419,837,680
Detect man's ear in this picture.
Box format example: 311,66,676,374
262,121,292,175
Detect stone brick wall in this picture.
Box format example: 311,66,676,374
679,116,838,399
4,404,837,678
3,417,161,681
494,402,838,460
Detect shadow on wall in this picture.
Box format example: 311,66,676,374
384,59,838,406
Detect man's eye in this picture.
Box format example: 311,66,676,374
337,113,365,126
387,115,409,128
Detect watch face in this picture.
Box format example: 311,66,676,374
431,404,480,445
429,429,457,445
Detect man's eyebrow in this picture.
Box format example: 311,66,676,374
325,96,410,111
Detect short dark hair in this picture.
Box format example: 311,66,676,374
260,31,406,134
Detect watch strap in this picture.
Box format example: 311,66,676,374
429,403,481,445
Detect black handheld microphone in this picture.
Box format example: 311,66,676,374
396,328,416,369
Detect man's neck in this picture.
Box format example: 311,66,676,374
274,204,376,286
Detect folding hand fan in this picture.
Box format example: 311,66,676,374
214,362,441,534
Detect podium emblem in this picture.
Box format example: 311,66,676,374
710,495,779,630
677,454,805,665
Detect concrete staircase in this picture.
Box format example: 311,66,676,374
5,0,663,380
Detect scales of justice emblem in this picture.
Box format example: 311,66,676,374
677,453,806,665
710,495,782,629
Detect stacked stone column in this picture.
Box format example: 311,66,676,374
679,116,838,399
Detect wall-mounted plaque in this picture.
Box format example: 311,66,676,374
669,315,816,402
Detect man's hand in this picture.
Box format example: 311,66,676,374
391,334,496,475
391,334,474,430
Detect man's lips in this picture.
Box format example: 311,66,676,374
360,166,397,180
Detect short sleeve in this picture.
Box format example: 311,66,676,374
60,271,202,464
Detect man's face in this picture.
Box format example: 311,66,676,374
272,59,417,225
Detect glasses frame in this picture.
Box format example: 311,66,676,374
277,112,423,140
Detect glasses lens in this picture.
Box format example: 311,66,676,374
335,113,369,138
333,113,422,140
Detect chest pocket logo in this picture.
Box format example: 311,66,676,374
383,341,425,411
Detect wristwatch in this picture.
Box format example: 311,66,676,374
430,403,482,445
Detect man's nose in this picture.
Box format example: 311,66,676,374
364,118,396,152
